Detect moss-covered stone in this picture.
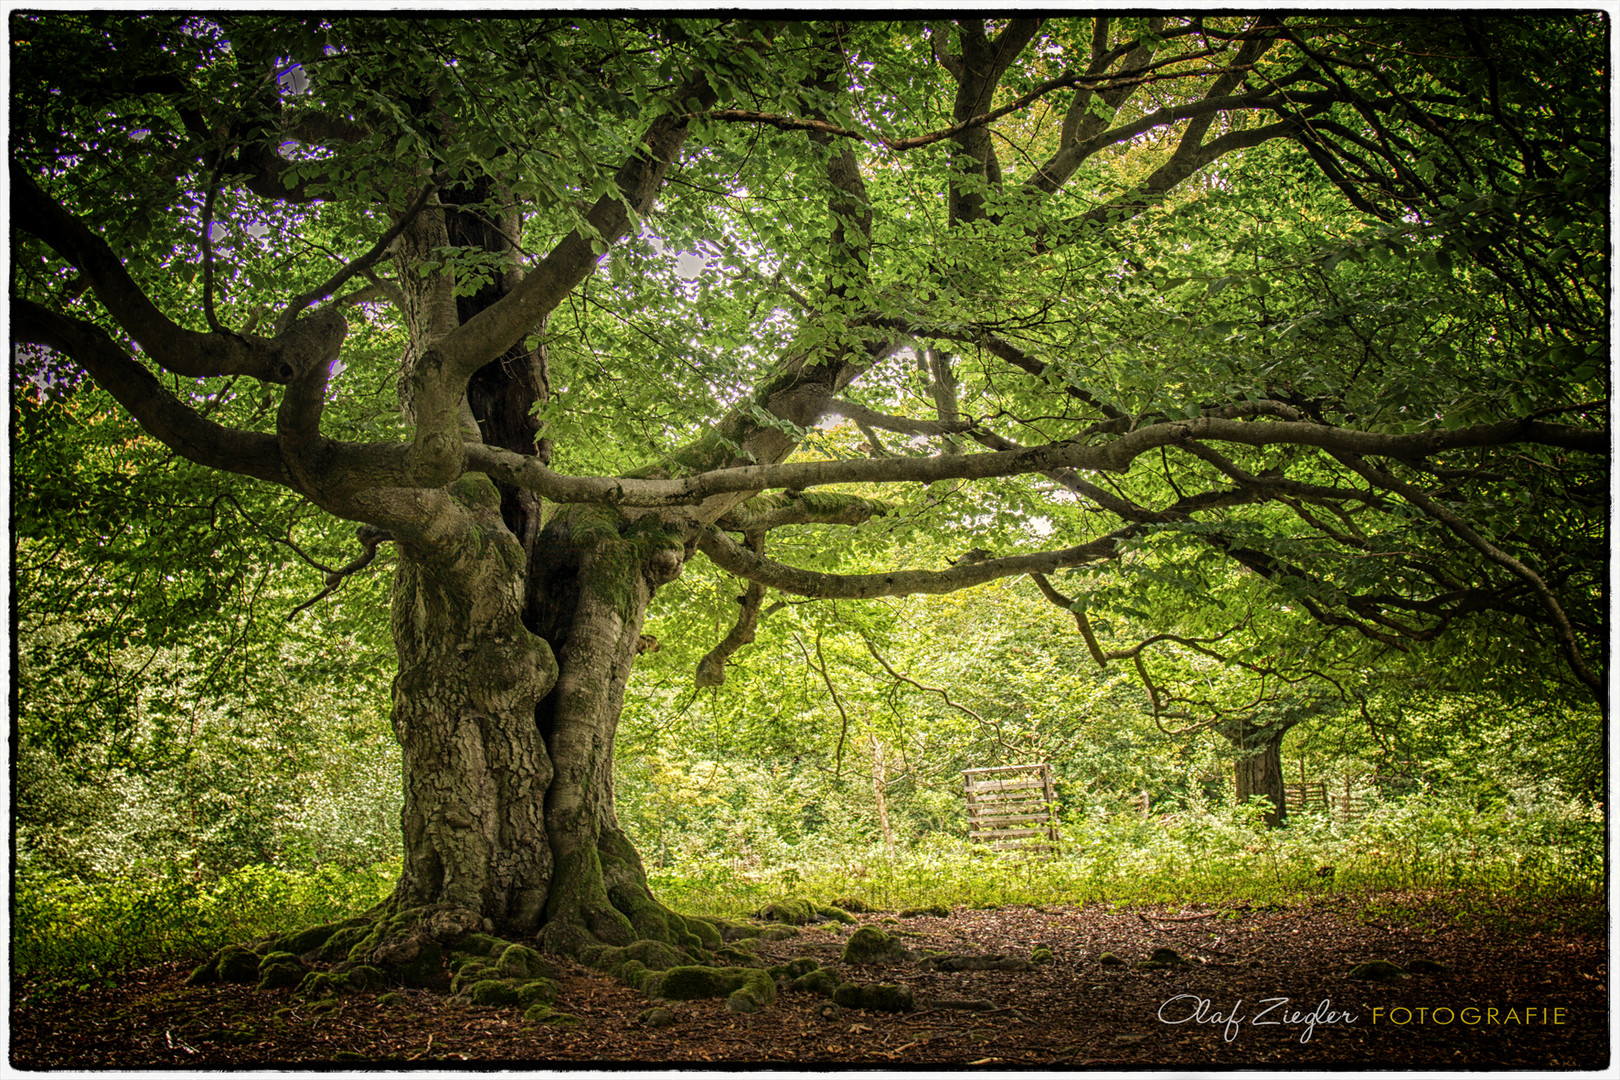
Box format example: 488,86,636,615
449,961,493,995
271,924,340,956
517,978,560,1007
295,972,338,998
841,926,910,965
645,965,776,1012
454,933,506,958
756,895,857,929
1349,960,1408,982
618,939,688,971
1031,948,1054,965
639,1006,676,1028
769,958,821,980
395,941,444,988
791,968,842,996
831,897,873,914
195,945,263,985
832,982,914,1013
716,945,757,964
319,925,372,962
378,992,407,1007
524,1004,577,1024
469,979,522,1006
1098,952,1125,967
256,953,308,990
496,943,553,981
348,965,385,991
899,904,949,918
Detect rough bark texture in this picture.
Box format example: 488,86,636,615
378,195,704,962
1231,720,1288,828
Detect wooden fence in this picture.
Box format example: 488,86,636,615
964,763,1059,852
1285,776,1372,820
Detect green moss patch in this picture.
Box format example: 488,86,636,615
768,958,821,980
644,964,777,1012
832,981,914,1013
256,953,308,990
841,926,911,965
899,904,950,918
790,968,842,996
187,945,263,986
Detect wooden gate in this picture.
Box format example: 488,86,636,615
963,763,1059,852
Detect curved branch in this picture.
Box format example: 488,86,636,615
862,636,992,731
14,299,289,486
466,412,1603,510
13,163,285,382
694,532,768,688
287,525,394,622
698,525,1124,599
1336,453,1604,704
274,178,440,334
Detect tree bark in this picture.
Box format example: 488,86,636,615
374,197,709,958
1230,718,1288,827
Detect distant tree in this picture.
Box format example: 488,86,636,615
13,14,1603,970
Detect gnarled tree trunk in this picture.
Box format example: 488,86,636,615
377,195,707,958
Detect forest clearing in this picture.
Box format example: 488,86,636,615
11,12,1605,1070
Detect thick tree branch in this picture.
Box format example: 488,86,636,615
13,164,288,382
13,299,289,486
714,491,888,533
698,525,1125,599
466,414,1602,510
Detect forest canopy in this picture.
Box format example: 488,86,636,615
12,13,1606,975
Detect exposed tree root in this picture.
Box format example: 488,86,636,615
184,834,821,1017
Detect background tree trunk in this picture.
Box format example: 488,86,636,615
1230,719,1288,828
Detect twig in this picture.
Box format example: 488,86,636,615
275,178,440,333
288,525,393,621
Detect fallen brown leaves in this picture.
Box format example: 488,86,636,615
9,893,1607,1068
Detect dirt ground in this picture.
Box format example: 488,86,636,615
9,893,1608,1069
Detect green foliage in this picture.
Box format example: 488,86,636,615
13,859,397,990
640,796,1602,921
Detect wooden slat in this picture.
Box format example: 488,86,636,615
965,762,1058,853
967,789,1049,803
969,808,1053,823
964,764,1046,777
966,778,1047,793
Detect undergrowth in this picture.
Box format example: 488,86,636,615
13,859,399,997
13,793,1602,994
646,794,1605,928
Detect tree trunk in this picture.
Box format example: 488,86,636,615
372,196,714,960
386,485,705,955
1231,718,1288,827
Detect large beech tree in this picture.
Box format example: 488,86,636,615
14,14,1604,969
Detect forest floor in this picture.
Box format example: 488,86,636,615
10,890,1607,1070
